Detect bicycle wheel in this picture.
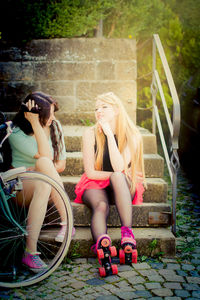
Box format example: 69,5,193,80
0,170,73,288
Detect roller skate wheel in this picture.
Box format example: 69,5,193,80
132,249,138,264
99,266,106,277
101,238,110,248
110,246,117,257
97,248,104,259
119,249,125,264
111,264,118,275
124,244,132,253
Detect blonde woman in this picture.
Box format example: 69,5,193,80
74,92,145,268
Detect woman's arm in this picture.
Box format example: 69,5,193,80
24,112,53,161
54,159,66,173
83,127,112,180
98,119,125,171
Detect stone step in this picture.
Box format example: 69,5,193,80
71,202,171,227
56,111,96,125
62,176,168,203
63,125,157,154
63,153,164,178
68,227,175,258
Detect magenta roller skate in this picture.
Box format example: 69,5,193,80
119,226,137,265
94,234,118,277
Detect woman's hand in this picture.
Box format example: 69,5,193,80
98,118,113,137
24,100,40,126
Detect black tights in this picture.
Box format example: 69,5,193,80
82,172,133,242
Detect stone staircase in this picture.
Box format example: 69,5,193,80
57,112,176,258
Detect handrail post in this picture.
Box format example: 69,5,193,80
152,38,157,135
170,149,180,236
151,34,180,237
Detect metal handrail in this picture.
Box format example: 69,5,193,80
151,34,181,235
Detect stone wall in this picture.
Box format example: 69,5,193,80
0,38,137,122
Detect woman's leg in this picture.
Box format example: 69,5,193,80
109,172,133,227
16,178,51,253
35,157,67,223
82,189,109,242
17,156,66,253
25,181,51,253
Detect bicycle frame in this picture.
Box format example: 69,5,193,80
0,119,27,235
0,176,27,235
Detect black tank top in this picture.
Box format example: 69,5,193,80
95,135,118,172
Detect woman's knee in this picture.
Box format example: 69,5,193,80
95,200,109,215
35,156,54,171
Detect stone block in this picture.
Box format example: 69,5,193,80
40,81,74,96
144,154,164,178
56,111,96,125
0,46,22,61
96,61,115,80
53,96,76,111
25,38,136,61
34,62,95,81
71,202,171,227
143,178,168,203
0,62,33,81
76,81,136,121
115,61,137,80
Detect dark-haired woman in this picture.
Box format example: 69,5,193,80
8,91,68,273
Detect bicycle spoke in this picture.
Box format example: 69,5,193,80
0,171,73,288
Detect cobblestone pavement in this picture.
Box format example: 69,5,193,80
1,168,200,299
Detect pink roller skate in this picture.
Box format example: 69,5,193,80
93,234,118,277
119,226,137,265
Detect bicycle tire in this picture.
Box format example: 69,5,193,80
0,170,73,288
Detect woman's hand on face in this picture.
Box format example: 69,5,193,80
24,100,40,125
98,118,113,136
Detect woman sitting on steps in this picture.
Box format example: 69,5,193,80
74,92,146,271
8,91,70,273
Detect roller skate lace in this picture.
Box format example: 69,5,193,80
121,226,136,248
121,226,135,239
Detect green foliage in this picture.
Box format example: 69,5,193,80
69,242,81,259
0,0,199,136
80,119,94,126
0,0,114,41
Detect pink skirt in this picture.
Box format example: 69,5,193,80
74,173,144,205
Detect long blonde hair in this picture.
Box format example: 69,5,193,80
94,92,146,194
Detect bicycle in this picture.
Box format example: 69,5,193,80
0,112,73,288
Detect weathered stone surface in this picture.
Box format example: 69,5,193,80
152,288,173,297
40,81,74,96
70,202,171,227
0,38,137,115
115,61,137,80
68,227,176,258
63,153,164,177
63,125,157,154
96,61,116,80
63,176,167,203
34,62,95,81
56,111,96,125
1,169,200,300
0,62,33,81
24,38,137,61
